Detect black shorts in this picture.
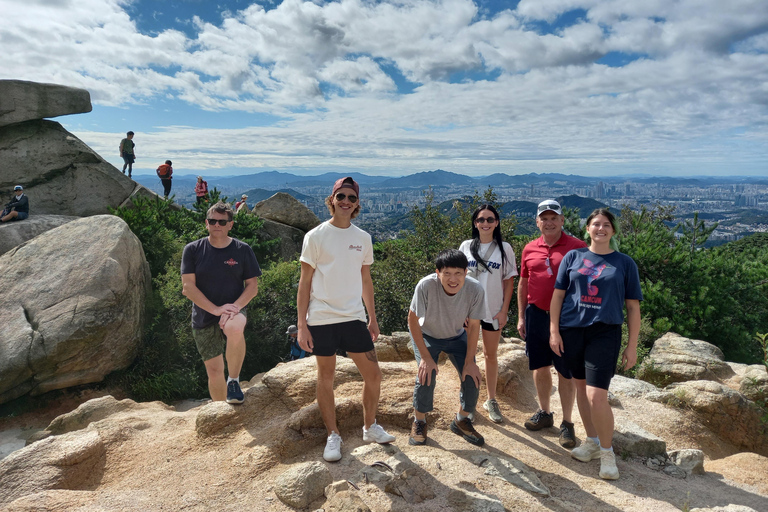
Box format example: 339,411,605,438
559,322,622,390
308,320,374,357
480,320,498,332
524,304,571,378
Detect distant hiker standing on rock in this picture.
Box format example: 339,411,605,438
458,204,517,424
119,131,135,178
408,249,487,447
517,200,586,448
1,185,29,222
195,176,209,205
181,201,261,404
550,208,642,480
296,176,396,462
156,160,173,199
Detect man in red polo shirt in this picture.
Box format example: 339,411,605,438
517,200,587,448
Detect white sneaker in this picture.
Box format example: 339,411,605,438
599,449,620,480
363,421,396,444
571,437,601,462
323,432,342,462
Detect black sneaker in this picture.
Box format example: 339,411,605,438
524,409,554,431
226,380,244,404
559,420,576,448
450,417,484,446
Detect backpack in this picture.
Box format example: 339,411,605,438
156,164,172,178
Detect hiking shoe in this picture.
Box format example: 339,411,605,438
599,449,620,480
409,420,428,445
450,417,485,446
323,432,342,462
559,420,576,448
483,399,504,424
225,380,244,404
571,437,601,462
363,421,396,444
524,409,554,431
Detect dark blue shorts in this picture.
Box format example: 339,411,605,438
524,304,571,378
559,322,622,390
308,320,374,357
122,153,135,164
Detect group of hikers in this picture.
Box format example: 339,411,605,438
180,176,642,481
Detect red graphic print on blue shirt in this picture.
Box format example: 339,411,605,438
577,259,607,296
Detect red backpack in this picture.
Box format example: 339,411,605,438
156,164,172,178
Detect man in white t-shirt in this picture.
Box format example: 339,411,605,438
297,177,395,462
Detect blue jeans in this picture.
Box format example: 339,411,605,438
412,330,479,414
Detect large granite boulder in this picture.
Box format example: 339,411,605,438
0,120,142,216
637,332,733,386
252,192,321,232
0,80,92,128
260,218,306,261
0,214,79,256
0,215,150,404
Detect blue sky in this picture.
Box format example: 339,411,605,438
2,0,768,177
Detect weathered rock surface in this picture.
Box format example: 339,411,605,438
0,215,150,404
0,80,92,128
613,420,667,458
375,332,415,362
668,448,705,476
259,218,306,261
472,453,550,496
648,380,768,455
637,332,733,386
738,365,768,402
274,461,331,508
447,487,505,512
252,192,321,232
0,120,151,216
0,214,78,256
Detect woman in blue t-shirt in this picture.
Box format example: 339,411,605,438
549,208,642,481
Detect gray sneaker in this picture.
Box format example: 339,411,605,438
599,449,620,480
483,399,504,424
571,437,601,462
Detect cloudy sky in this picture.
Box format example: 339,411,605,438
2,0,768,177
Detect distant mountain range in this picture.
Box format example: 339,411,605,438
134,169,768,191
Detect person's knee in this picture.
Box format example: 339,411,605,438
222,315,246,337
204,356,225,378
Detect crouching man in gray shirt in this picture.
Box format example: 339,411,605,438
408,249,487,447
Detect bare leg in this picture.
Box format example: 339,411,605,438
533,366,553,412
1,211,18,222
574,378,597,437
347,349,383,429
586,386,614,448
558,372,576,423
316,355,338,434
482,329,501,400
222,313,247,379
203,355,226,401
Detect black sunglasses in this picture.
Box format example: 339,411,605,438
206,218,230,226
476,216,497,224
335,193,358,203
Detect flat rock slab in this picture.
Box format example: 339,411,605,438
0,214,78,256
0,80,92,128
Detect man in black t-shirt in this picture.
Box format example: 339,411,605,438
181,202,261,403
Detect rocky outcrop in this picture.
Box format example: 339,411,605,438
0,80,92,128
259,218,306,261
252,192,321,232
0,214,78,256
637,332,733,386
0,215,150,404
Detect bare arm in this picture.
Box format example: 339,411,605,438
516,277,529,339
181,273,239,317
549,288,566,356
361,264,379,341
296,262,315,352
408,309,437,386
622,299,641,370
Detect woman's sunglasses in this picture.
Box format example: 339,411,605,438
335,193,358,203
206,218,230,226
475,216,497,224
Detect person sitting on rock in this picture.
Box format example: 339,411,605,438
1,185,29,223
181,201,261,404
296,176,395,462
408,249,487,447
